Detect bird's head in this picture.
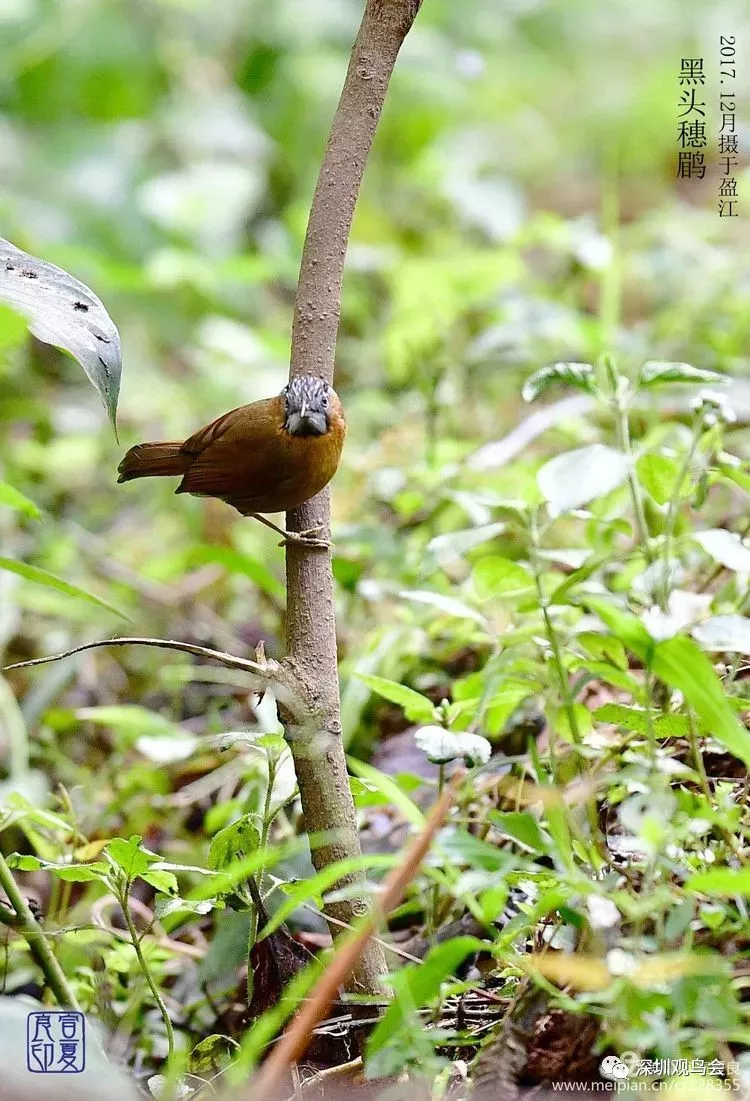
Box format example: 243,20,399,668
281,375,333,437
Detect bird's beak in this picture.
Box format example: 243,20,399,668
300,399,308,419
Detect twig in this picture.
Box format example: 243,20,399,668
247,776,458,1100
4,636,309,723
0,851,81,1009
281,0,423,997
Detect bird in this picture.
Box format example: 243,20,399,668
117,375,346,547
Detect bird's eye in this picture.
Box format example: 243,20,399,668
322,395,329,408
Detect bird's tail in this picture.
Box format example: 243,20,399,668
117,441,190,483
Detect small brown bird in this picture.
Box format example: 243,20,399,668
117,375,346,546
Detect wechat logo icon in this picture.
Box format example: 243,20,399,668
600,1055,630,1080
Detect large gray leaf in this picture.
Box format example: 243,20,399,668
0,237,121,429
537,443,630,515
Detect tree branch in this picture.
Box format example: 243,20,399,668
283,0,423,997
5,637,308,723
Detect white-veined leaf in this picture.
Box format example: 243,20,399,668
0,237,121,428
638,361,726,388
522,362,596,403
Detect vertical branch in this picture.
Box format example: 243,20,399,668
283,0,423,995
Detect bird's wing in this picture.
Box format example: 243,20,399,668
180,407,241,457
177,399,289,501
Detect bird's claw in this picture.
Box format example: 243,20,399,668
279,531,332,550
279,526,332,550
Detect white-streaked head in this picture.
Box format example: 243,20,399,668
282,375,332,437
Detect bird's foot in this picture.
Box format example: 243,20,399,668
279,527,332,550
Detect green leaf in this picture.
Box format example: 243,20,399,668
687,868,750,896
638,361,726,388
155,897,217,921
485,684,536,735
538,445,630,515
594,703,689,737
489,810,548,853
259,853,395,939
586,598,750,768
651,636,750,769
355,673,436,723
141,869,179,894
583,597,654,655
0,557,126,618
107,836,152,880
0,237,121,429
346,757,426,829
76,705,187,746
209,815,261,871
636,453,684,506
0,483,40,519
577,632,627,670
472,556,534,600
522,362,597,403
367,937,484,1057
7,854,108,882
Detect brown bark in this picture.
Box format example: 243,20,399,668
282,0,423,995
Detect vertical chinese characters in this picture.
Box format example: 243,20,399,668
676,58,706,180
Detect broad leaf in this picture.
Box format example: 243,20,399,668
594,703,689,737
694,529,750,572
693,615,750,656
7,854,108,882
522,362,596,403
489,810,548,853
107,836,152,881
586,598,750,769
687,868,750,896
638,361,726,388
472,555,534,600
209,815,261,870
652,637,750,769
537,445,630,514
355,673,436,723
0,237,121,428
635,453,684,506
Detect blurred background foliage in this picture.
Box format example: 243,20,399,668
1,0,749,791
1,0,750,1075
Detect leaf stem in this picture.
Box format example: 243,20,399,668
0,851,80,1009
613,392,652,561
118,882,174,1057
659,417,703,611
